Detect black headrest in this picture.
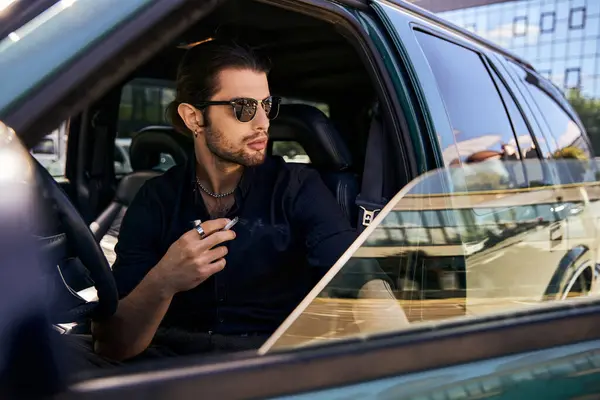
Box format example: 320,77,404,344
130,126,194,171
270,104,352,170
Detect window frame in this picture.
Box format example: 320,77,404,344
569,6,586,30
540,11,556,34
513,15,528,37
564,67,582,90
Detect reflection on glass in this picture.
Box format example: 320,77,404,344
556,2,570,21
414,31,521,167
555,18,569,41
584,15,600,36
588,1,600,17
260,160,600,354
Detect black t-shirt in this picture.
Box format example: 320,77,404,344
111,156,361,336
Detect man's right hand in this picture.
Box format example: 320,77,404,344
150,218,236,296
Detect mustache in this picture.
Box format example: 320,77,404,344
243,131,269,143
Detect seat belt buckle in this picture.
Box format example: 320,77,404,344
356,196,384,228
359,206,381,227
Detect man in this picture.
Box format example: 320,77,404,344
92,40,405,361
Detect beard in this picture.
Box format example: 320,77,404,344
204,124,267,167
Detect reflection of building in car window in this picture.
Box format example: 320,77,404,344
264,159,600,353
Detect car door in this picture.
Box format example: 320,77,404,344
4,0,600,399
64,146,600,400
371,1,579,311
497,56,600,298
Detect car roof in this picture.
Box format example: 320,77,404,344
338,0,535,71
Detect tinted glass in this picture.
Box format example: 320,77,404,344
118,79,175,138
262,159,600,354
272,141,311,164
32,138,55,155
414,31,520,169
29,122,68,178
490,67,546,186
509,63,591,162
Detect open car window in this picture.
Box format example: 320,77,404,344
261,158,600,354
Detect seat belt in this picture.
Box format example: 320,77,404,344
355,109,387,232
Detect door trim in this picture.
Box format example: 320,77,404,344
68,300,600,399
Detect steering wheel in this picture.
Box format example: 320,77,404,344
34,160,118,323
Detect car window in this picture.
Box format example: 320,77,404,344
261,159,600,354
113,138,132,176
32,138,55,155
414,31,520,169
30,121,68,179
509,63,592,165
114,79,175,176
272,141,311,164
490,66,548,187
117,79,175,138
414,31,540,193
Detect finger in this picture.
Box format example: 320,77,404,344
199,246,228,264
201,219,231,236
207,258,226,274
182,218,230,241
199,230,236,250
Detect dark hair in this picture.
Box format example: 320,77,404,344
166,39,271,136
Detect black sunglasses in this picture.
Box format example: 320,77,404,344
194,96,281,123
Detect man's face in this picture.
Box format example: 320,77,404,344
202,68,271,167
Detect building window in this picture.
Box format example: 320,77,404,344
540,12,556,33
569,7,586,30
513,16,528,37
564,67,581,89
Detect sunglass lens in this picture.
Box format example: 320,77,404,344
233,98,258,122
266,97,281,120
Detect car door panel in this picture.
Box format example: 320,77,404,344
274,339,600,400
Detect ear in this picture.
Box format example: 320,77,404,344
178,103,204,135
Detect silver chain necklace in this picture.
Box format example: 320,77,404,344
196,177,236,198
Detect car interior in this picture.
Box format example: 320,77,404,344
8,1,600,398
63,0,411,236
42,0,414,380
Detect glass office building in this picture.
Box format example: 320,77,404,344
439,0,600,98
